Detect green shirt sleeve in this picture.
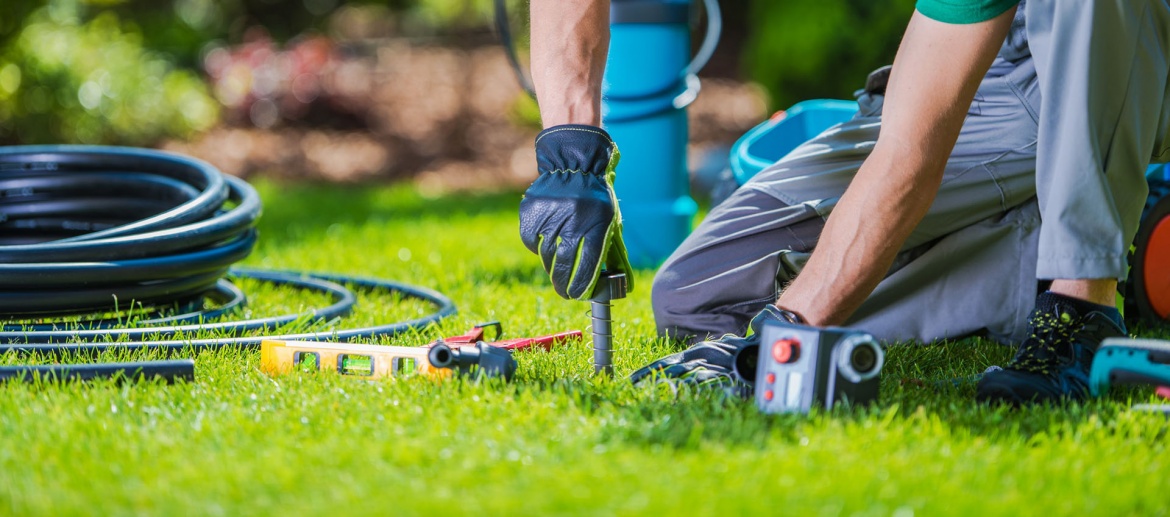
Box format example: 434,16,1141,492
915,0,1019,24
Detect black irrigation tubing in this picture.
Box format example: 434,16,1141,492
0,360,196,384
0,146,458,358
0,146,261,314
2,269,356,344
0,269,458,357
7,279,246,331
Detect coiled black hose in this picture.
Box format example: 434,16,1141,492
0,146,456,355
0,145,260,314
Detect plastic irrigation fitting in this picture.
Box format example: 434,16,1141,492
589,272,627,376
428,341,518,381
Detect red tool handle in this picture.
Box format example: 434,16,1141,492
437,323,582,351
441,322,502,345
491,330,584,351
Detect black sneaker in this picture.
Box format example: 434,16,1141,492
976,295,1126,405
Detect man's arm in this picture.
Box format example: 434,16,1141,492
776,8,1017,325
530,0,610,127
521,0,633,300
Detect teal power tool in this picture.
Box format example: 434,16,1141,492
1089,338,1170,397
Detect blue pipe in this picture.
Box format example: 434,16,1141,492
603,0,699,268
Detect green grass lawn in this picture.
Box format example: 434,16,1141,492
1,179,1167,516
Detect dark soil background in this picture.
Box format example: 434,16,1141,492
162,39,768,192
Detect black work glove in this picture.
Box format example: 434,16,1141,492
519,124,634,300
629,305,796,399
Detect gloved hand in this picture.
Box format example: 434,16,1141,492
629,305,797,398
520,124,634,300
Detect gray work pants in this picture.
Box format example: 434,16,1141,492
652,0,1170,345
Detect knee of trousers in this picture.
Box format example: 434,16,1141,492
650,266,698,340
650,264,758,343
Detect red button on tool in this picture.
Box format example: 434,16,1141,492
765,373,776,384
772,338,800,363
764,390,774,401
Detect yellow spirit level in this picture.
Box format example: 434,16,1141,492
261,340,450,379
260,325,582,380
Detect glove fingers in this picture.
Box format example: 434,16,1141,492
604,224,635,292
679,341,737,362
518,196,544,255
629,364,661,385
537,231,556,272
565,222,608,300
650,362,732,384
629,341,741,384
548,233,582,299
630,362,698,386
533,205,569,285
659,361,719,380
629,351,688,384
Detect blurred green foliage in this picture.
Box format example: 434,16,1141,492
0,0,518,145
96,0,501,67
0,0,918,145
743,0,916,109
0,1,219,144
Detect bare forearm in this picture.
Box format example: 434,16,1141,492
782,143,945,325
531,0,609,128
777,9,1016,325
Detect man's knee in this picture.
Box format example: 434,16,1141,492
651,262,763,344
650,262,698,340
651,261,721,343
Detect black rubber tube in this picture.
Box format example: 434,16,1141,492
0,269,356,343
0,172,202,203
10,279,248,331
0,146,260,315
133,279,248,326
0,359,195,384
0,145,457,357
0,146,228,242
0,231,256,288
0,268,232,315
0,175,260,264
0,270,457,356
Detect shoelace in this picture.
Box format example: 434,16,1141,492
1007,310,1082,375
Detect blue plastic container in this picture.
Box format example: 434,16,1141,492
732,101,1168,186
730,99,858,185
1149,163,1169,180
602,0,698,268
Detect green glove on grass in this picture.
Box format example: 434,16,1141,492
519,124,634,300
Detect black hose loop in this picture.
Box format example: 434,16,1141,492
0,146,458,357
